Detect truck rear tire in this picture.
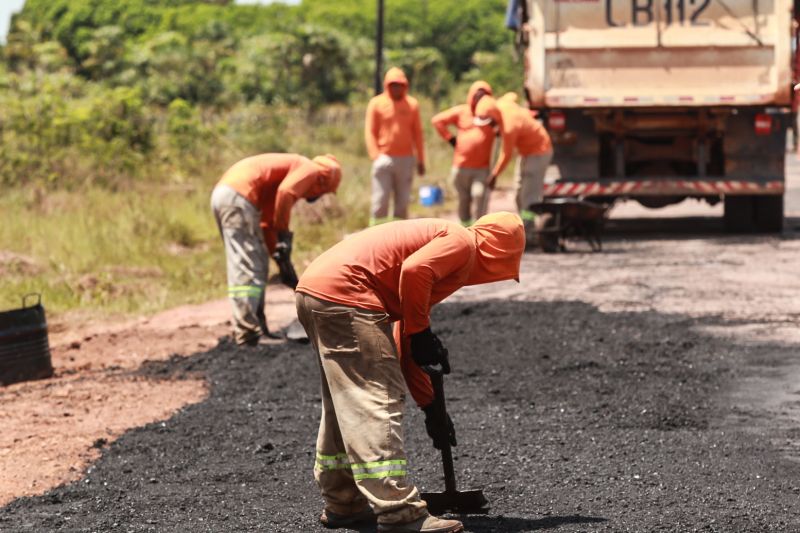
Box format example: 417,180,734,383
753,195,784,233
723,194,784,233
723,196,755,233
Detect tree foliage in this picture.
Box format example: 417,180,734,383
0,0,518,188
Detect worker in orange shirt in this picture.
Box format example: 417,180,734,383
295,212,524,533
489,92,553,238
210,153,342,346
432,81,503,226
365,67,426,225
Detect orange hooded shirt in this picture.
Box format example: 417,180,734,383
218,153,342,252
492,92,553,177
431,81,500,169
364,68,425,163
296,212,525,407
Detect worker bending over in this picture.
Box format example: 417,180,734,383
211,153,341,346
432,81,503,226
365,67,426,225
295,212,524,533
489,92,553,239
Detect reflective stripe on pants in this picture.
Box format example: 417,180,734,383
296,292,427,525
211,185,269,345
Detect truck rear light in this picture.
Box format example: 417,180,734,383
548,111,566,132
754,113,772,135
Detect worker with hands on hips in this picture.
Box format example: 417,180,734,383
295,212,524,532
432,81,503,226
211,153,342,346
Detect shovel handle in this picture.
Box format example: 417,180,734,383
428,371,458,494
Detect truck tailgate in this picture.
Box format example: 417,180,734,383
527,0,792,108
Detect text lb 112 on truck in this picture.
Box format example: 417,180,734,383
508,0,798,232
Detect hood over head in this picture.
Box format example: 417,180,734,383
499,92,518,103
473,95,501,126
309,154,342,196
383,67,409,95
466,80,493,113
465,211,525,285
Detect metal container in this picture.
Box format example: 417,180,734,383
0,294,54,386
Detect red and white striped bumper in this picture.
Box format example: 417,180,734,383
544,179,784,198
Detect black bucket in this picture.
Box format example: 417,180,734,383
0,293,54,386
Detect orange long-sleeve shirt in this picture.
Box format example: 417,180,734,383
432,80,498,169
492,95,553,177
297,213,524,407
218,153,340,252
365,68,425,163
431,105,498,169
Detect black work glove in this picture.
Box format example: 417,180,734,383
448,136,457,148
422,403,457,449
274,230,293,261
409,327,451,374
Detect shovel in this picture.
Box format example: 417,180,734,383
420,366,490,515
271,250,309,343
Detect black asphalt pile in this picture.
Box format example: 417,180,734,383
3,300,800,532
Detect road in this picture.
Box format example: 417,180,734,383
1,157,799,531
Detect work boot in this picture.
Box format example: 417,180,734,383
377,514,464,533
319,507,376,529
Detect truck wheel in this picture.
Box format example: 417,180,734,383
753,195,784,233
723,196,755,233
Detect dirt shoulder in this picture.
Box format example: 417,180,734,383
0,287,298,507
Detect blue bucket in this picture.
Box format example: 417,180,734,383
419,185,443,206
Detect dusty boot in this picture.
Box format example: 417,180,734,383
377,514,464,533
320,506,376,529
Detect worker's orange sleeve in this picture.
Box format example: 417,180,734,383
273,163,318,232
492,123,517,177
399,234,472,335
431,107,461,143
412,104,425,165
364,98,381,160
394,321,434,407
261,223,277,255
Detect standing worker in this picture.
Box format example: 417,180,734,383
488,92,553,239
432,81,503,226
211,153,342,346
365,67,426,225
295,212,525,532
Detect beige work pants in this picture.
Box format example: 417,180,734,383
515,151,553,214
450,166,490,225
370,154,416,224
210,184,269,345
295,292,427,525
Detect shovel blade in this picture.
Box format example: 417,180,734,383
285,318,309,343
420,489,490,515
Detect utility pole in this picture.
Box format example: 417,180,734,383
374,0,384,95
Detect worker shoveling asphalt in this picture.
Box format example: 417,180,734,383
294,212,524,532
210,153,341,347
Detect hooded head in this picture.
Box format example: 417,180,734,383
467,80,493,113
473,95,501,127
465,211,525,285
499,92,518,104
308,154,342,198
383,67,408,100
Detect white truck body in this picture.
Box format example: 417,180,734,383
526,0,793,108
519,0,794,232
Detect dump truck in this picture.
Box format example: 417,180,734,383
512,0,795,232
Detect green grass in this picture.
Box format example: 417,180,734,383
0,99,491,319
